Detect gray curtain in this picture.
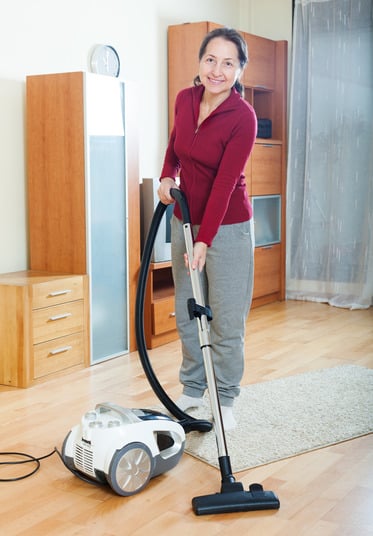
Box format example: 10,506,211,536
286,0,373,309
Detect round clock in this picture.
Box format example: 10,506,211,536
90,44,120,77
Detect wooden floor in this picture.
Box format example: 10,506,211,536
0,300,372,535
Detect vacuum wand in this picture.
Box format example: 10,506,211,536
170,188,280,516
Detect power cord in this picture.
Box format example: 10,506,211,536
0,448,58,482
0,448,105,488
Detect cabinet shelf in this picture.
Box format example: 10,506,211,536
152,264,174,300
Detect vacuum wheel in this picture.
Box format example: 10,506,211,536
107,442,154,496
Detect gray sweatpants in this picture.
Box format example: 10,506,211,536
171,216,255,407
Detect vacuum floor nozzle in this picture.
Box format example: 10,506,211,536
192,483,280,516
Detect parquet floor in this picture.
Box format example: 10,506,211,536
0,300,372,535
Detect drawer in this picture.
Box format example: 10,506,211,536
33,332,85,379
252,143,282,196
152,297,176,335
32,276,84,309
33,300,84,344
253,244,281,299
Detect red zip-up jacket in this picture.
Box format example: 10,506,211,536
160,85,257,246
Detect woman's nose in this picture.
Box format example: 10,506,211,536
211,62,223,76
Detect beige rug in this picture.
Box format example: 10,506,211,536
184,365,373,472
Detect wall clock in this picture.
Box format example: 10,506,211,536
90,44,120,77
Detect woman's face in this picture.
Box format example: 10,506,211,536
198,37,242,97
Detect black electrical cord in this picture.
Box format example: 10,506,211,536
0,448,57,482
54,447,104,488
0,447,104,488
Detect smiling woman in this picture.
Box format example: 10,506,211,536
157,26,257,431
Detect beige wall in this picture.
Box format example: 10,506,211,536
0,0,291,273
243,0,292,40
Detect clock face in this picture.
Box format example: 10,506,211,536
90,45,120,77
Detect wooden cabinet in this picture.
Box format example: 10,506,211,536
252,245,281,304
250,142,282,196
241,33,276,90
0,271,89,387
26,72,140,360
144,262,177,348
167,22,287,312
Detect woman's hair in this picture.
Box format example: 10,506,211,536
193,27,248,96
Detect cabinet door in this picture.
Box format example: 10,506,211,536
242,34,275,90
27,72,87,274
88,134,128,363
253,244,281,299
251,143,282,195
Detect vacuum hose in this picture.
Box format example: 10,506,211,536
135,189,212,433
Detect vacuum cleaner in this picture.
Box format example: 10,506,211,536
61,403,185,496
136,187,280,515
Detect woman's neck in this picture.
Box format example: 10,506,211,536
201,88,231,111
197,88,231,127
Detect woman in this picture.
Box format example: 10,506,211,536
158,27,257,430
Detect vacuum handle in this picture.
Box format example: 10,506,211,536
170,188,191,225
171,187,229,460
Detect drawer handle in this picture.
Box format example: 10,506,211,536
169,312,176,318
49,345,73,356
48,289,72,297
48,312,72,321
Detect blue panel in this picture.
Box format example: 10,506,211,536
89,135,127,362
252,195,281,247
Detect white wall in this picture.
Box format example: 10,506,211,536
0,0,291,273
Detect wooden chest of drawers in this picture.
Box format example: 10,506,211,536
0,271,89,387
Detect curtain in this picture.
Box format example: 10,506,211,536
286,0,373,309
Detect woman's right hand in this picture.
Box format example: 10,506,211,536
157,177,179,204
